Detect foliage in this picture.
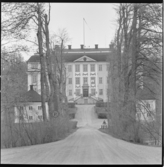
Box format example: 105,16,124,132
1,117,77,148
1,53,27,115
96,102,108,107
108,3,162,143
68,102,76,108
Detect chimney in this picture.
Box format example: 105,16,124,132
95,44,98,49
81,44,84,49
109,43,114,49
30,85,33,91
68,45,71,49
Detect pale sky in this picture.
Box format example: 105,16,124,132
22,3,118,60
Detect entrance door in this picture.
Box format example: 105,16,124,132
83,89,88,97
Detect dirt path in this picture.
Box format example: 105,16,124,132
1,105,162,164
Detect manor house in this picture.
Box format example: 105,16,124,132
27,44,111,104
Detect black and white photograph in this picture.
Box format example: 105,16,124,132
1,2,162,165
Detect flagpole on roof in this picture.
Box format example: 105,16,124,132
83,18,85,48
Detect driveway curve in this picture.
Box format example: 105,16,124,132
1,105,162,164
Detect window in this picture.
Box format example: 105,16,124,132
75,77,80,84
99,77,103,84
91,77,95,84
75,64,80,72
69,90,72,96
91,89,96,95
38,115,42,120
99,65,102,71
99,89,103,95
68,78,72,84
90,64,95,72
31,63,38,69
76,89,80,96
32,74,37,83
83,77,88,84
146,103,150,109
29,116,33,120
83,64,88,72
68,65,72,72
29,106,33,110
38,106,42,110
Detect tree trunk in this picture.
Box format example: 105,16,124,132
130,4,138,120
37,4,47,121
44,14,59,118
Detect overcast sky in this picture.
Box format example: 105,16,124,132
23,3,118,60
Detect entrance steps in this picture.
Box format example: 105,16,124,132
75,96,99,104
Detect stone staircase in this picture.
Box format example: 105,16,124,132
75,95,101,104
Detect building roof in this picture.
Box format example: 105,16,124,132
136,88,156,100
27,48,111,63
20,85,43,102
64,52,110,62
27,54,40,63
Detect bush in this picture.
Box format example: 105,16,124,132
69,113,75,119
67,107,77,119
98,113,107,119
68,103,75,108
96,101,108,107
95,107,107,119
69,120,77,129
1,117,77,149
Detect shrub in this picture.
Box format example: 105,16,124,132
96,101,108,107
1,117,77,148
67,107,77,119
98,113,107,119
68,103,75,108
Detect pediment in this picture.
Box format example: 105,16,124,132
74,55,96,62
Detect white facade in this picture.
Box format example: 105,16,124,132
14,102,49,123
27,54,110,103
136,100,156,122
65,60,109,102
27,62,41,94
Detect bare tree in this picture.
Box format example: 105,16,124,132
108,3,162,142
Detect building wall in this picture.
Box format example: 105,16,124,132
14,102,49,123
27,60,111,102
65,63,74,101
97,62,109,102
136,100,156,122
27,62,41,94
65,61,110,102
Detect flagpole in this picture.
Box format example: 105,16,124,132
83,18,85,47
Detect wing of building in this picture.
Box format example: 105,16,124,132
27,45,111,104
